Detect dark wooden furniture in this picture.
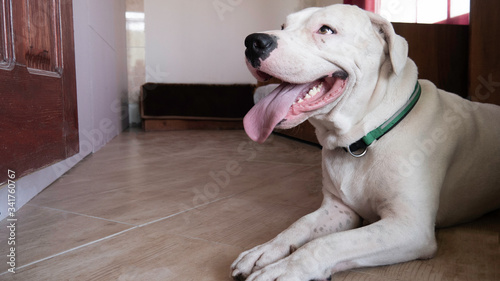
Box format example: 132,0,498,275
140,83,255,131
393,23,469,98
469,0,500,105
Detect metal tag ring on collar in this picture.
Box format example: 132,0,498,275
347,145,367,158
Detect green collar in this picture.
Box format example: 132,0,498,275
346,82,422,157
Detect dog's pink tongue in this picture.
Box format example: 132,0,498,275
244,82,311,143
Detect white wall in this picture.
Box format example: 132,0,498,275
74,0,129,152
0,0,128,221
144,0,342,84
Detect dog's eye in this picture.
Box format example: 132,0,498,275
318,25,336,35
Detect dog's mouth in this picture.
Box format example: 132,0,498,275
243,70,348,143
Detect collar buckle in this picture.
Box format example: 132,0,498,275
347,143,367,158
344,82,422,158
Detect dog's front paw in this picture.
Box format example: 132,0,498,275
241,257,331,281
231,242,296,280
242,258,299,281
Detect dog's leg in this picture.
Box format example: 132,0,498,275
243,206,438,281
231,193,361,280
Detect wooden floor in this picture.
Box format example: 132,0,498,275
0,130,498,280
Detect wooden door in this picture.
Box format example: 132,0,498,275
393,23,469,99
469,0,500,105
0,0,78,184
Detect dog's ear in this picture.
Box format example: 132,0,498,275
366,11,408,75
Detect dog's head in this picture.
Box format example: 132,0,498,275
243,4,408,143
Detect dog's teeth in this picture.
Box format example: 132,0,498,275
299,83,324,104
308,84,323,97
308,88,316,96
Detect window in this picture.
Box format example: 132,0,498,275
344,0,470,25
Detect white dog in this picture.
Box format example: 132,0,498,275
231,4,500,281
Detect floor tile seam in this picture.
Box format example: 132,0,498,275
136,192,242,228
25,204,138,226
0,226,139,276
168,232,241,249
131,187,263,229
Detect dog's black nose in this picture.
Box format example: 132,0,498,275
245,33,278,68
